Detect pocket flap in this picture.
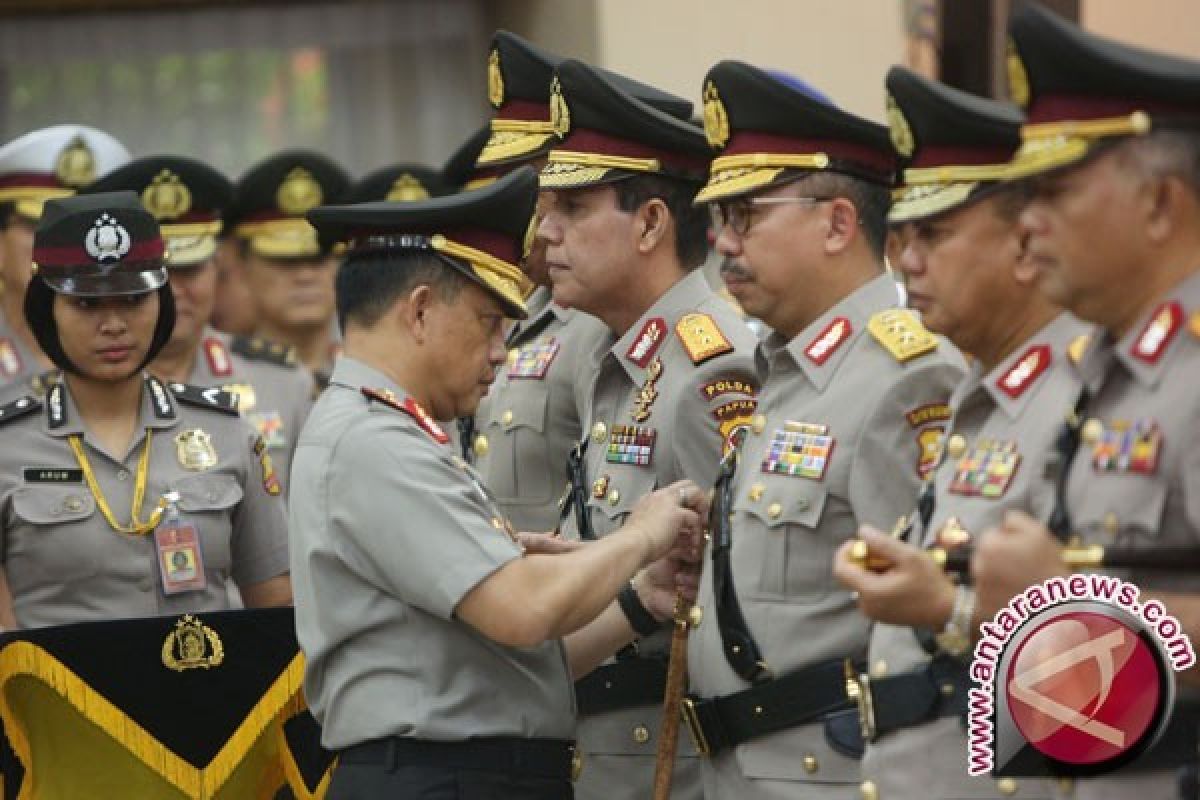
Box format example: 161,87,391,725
13,486,96,524
174,473,243,512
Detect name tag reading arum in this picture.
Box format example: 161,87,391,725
23,467,84,483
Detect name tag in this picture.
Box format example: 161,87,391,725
23,467,84,483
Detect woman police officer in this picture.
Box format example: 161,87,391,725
0,191,290,629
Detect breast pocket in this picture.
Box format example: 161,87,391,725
10,486,100,583
1076,473,1167,544
732,478,829,602
486,385,552,503
172,473,243,571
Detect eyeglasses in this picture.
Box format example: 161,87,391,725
710,196,832,236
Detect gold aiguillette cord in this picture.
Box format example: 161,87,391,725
67,430,165,535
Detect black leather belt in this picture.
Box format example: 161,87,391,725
855,656,968,744
574,656,667,716
682,658,853,757
339,736,579,781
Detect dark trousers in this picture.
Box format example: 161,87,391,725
328,762,573,799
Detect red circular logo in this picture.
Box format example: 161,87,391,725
1006,610,1164,765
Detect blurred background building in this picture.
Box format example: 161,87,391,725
0,0,1194,178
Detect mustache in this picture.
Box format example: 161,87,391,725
719,260,753,280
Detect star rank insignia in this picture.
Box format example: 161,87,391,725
676,312,732,365
605,425,656,466
507,339,559,379
1091,419,1162,475
948,439,1020,499
760,421,835,480
1132,302,1182,364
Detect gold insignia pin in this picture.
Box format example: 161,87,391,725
386,173,430,203
550,76,571,137
277,167,324,214
220,382,257,414
162,614,225,672
1006,39,1031,108
142,169,193,220
886,94,915,158
55,135,96,188
703,81,730,149
487,48,505,108
175,428,218,471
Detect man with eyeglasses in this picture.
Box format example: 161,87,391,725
537,59,759,800
683,62,964,799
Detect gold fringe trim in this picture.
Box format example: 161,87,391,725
0,641,311,799
902,162,1011,185
477,130,556,167
887,182,978,224
694,166,787,204
280,737,336,800
547,150,660,173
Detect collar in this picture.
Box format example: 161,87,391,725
1109,269,1200,389
978,313,1090,420
779,273,899,392
604,270,713,384
507,286,566,347
45,374,179,438
189,327,236,383
335,357,449,444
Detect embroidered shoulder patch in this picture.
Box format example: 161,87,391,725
805,317,852,366
676,312,732,365
867,309,938,363
203,336,233,378
997,344,1051,399
362,387,450,444
905,403,951,428
698,377,756,402
1131,302,1182,364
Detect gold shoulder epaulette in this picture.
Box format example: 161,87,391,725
1067,333,1091,365
676,312,733,365
1189,310,1200,340
867,309,938,363
230,335,298,368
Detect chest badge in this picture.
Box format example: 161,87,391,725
1092,419,1162,475
508,339,560,379
948,438,1020,499
606,424,657,467
175,429,218,471
760,421,835,480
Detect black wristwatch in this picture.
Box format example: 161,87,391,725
617,583,661,636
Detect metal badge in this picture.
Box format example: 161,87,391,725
141,169,192,220
84,213,132,263
276,167,323,214
161,614,224,672
175,428,218,471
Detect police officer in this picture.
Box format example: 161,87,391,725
84,156,316,494
831,66,1085,800
968,7,1200,799
290,166,706,799
684,62,964,799
0,125,130,388
227,151,351,389
0,192,291,630
470,30,693,532
536,58,758,800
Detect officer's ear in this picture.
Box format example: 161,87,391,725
823,197,858,256
403,283,437,343
634,197,670,255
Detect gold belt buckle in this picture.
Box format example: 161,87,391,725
681,697,712,757
843,658,877,742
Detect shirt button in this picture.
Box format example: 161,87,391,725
767,502,782,520
117,469,130,481
802,754,818,774
871,659,888,678
748,484,765,502
946,434,967,459
751,415,766,434
1103,512,1119,537
1081,418,1104,445
632,725,650,744
501,410,514,425
607,489,621,506
591,422,608,443
473,435,489,458
996,777,1018,796
507,348,520,365
860,780,878,800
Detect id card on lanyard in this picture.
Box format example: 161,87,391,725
154,491,207,595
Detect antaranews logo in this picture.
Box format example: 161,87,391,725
967,574,1195,777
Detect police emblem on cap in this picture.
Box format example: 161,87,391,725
386,174,430,203
488,48,505,109
84,213,132,263
1006,39,1031,108
550,76,571,137
276,167,323,214
141,169,193,221
886,93,915,157
55,135,97,188
703,81,730,149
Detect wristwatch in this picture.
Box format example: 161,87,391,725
934,584,976,658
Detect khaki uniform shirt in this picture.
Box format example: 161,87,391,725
1059,270,1200,800
0,375,289,629
864,312,1088,800
183,329,315,495
0,315,43,390
473,286,608,533
562,269,760,800
290,357,575,750
688,273,965,799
